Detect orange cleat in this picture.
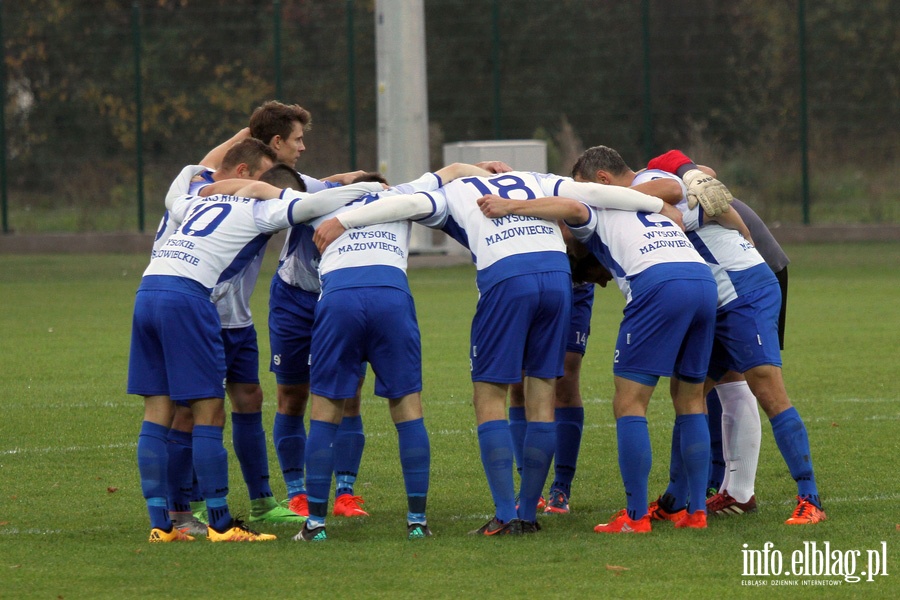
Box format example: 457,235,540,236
785,496,827,525
593,509,651,534
333,494,369,517
648,497,687,522
674,510,708,529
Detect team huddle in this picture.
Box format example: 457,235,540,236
127,101,826,543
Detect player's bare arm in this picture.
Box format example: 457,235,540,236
633,179,684,204
476,194,590,225
198,127,251,169
709,204,754,244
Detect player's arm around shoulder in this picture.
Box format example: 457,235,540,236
477,194,589,224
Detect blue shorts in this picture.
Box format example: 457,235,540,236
268,275,318,385
471,271,572,383
567,284,595,355
127,280,226,402
222,325,260,385
707,282,783,381
310,287,421,400
614,277,717,384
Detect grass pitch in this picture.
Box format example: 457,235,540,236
0,242,898,598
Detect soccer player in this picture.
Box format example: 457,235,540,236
151,138,288,535
507,234,610,516
248,100,370,518
241,162,490,541
476,167,718,533
312,169,672,535
591,146,826,525
129,161,383,542
648,150,790,512
163,160,310,532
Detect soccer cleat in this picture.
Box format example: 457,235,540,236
706,490,758,516
469,517,523,536
521,520,542,534
593,509,651,534
249,497,307,524
706,487,718,499
293,521,328,542
674,510,708,529
784,496,827,525
149,527,195,543
543,489,570,514
190,500,209,525
170,511,208,536
407,523,433,540
207,519,277,542
648,497,687,522
282,493,309,518
333,494,369,517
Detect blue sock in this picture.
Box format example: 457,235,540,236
273,412,307,498
477,420,517,523
706,389,725,492
306,419,339,521
508,406,526,478
396,418,430,518
518,421,556,522
551,407,583,496
661,419,689,511
616,416,652,521
677,414,711,514
166,428,193,513
193,425,231,532
770,407,820,506
138,421,172,530
334,415,365,497
232,412,272,501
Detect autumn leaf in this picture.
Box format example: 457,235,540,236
107,487,119,494
606,564,630,572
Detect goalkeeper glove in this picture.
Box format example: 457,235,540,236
683,169,733,217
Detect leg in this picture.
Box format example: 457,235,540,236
333,376,367,515
303,393,345,531
274,383,310,510
189,397,233,533
517,376,556,523
139,395,176,532
390,392,431,537
744,364,824,519
547,352,585,511
670,378,711,519
473,381,518,525
508,379,526,480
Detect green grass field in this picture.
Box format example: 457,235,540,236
1,242,898,598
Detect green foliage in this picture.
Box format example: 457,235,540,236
1,245,899,598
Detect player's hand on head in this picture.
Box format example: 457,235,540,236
313,217,347,253
477,194,512,218
683,168,733,217
475,160,513,174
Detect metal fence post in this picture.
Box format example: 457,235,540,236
346,0,357,169
0,0,8,234
799,0,810,224
132,1,145,232
641,0,653,159
491,0,501,139
274,0,282,101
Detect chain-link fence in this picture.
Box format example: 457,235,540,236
2,0,898,234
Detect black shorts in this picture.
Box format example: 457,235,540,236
775,267,788,350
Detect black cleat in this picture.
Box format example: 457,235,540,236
469,517,523,536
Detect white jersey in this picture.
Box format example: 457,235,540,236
416,171,570,292
143,193,297,292
637,169,775,307
305,172,443,294
272,177,359,292
568,202,708,304
154,165,264,327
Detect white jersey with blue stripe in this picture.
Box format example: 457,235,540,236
567,203,707,304
272,175,355,292
304,172,443,294
154,165,264,327
414,171,570,292
638,169,775,307
143,192,298,293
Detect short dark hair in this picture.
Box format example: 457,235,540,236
249,101,312,145
221,138,277,173
571,145,630,181
351,171,389,185
259,164,307,192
